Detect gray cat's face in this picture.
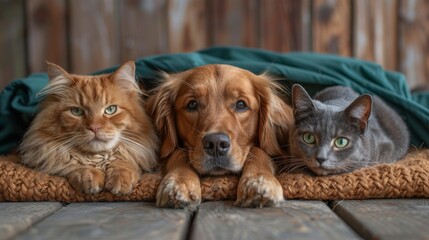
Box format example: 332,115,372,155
289,85,372,175
290,107,365,175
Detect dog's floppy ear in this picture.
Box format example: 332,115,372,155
146,73,180,159
254,74,294,157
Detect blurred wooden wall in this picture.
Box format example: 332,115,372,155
0,0,428,91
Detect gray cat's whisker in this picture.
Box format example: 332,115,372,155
279,163,308,174
291,166,309,174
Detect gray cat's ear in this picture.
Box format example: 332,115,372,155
112,61,141,93
344,94,372,133
292,84,316,120
46,61,70,81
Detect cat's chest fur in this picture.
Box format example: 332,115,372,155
68,150,118,171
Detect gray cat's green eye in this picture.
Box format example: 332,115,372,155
334,137,349,148
302,133,316,144
71,107,84,116
105,105,117,115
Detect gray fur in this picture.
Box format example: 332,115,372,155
287,84,410,175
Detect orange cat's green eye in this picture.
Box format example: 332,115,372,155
334,137,349,148
105,105,117,115
71,107,84,116
302,133,316,144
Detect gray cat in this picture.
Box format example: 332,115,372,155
286,84,410,175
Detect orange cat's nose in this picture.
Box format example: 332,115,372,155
87,125,101,133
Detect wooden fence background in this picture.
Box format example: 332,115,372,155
0,0,428,91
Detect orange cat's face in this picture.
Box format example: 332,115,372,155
51,77,133,152
37,64,146,154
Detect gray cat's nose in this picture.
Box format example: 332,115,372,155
316,158,326,164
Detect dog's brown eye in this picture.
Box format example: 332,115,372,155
186,100,198,112
235,100,248,112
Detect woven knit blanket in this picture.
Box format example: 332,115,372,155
1,150,428,202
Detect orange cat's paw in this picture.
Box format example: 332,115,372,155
67,168,105,194
105,168,140,195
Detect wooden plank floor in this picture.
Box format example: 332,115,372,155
0,202,62,239
332,199,429,239
12,203,190,240
0,200,428,240
191,201,359,240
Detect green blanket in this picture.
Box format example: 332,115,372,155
1,46,428,154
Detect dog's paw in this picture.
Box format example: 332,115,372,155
105,167,139,195
67,168,105,194
156,174,201,210
235,174,284,208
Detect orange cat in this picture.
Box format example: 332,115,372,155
19,61,159,195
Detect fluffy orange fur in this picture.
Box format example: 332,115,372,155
19,61,159,195
147,64,294,209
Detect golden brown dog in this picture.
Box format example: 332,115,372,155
147,64,293,209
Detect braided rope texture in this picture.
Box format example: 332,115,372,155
0,150,428,202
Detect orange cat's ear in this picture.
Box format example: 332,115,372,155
39,62,72,98
112,61,141,93
46,61,69,81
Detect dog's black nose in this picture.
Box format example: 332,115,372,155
316,158,326,164
202,133,231,157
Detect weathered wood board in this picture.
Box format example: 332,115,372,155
167,0,207,53
118,0,168,61
332,199,429,239
260,0,311,52
191,201,360,240
313,0,351,56
398,0,429,89
14,202,191,240
353,0,398,70
207,0,259,48
26,0,68,73
0,202,63,240
0,0,26,90
68,0,119,74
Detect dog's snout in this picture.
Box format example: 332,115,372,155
203,133,231,156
